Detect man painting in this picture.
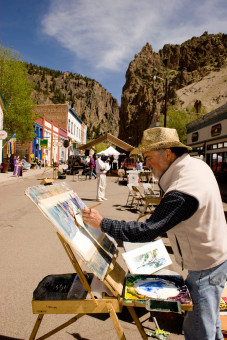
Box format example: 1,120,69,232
82,127,227,340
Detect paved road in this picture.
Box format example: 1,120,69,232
0,169,225,340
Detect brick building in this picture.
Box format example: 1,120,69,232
35,104,87,157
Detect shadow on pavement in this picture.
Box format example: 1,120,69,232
66,332,89,340
0,336,24,340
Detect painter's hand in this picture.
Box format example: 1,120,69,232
82,207,103,229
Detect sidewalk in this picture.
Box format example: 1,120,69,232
0,165,64,184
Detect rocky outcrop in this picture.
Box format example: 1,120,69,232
27,65,119,138
27,32,227,146
119,32,227,146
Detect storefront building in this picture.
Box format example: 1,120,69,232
35,104,87,159
31,122,43,162
187,103,227,201
35,116,60,166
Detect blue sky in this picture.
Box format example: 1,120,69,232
1,0,227,104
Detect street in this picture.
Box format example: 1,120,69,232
0,171,193,339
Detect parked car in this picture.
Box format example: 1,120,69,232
123,157,137,171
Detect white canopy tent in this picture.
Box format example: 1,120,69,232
97,146,120,157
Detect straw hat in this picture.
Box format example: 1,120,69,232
130,127,192,155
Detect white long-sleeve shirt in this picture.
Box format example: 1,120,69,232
95,158,110,174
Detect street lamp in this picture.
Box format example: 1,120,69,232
153,75,168,127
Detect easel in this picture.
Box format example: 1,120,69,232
29,232,148,340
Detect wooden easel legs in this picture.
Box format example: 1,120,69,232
107,303,126,340
29,305,148,340
29,314,84,340
29,314,43,340
127,307,148,340
29,309,126,340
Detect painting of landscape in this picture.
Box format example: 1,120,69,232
122,239,172,274
25,182,117,280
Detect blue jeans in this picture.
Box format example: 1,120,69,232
183,260,227,340
89,166,96,179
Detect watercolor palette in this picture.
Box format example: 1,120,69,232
123,274,192,310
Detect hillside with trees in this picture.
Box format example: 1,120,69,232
26,64,119,139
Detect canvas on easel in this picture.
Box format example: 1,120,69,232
25,182,117,280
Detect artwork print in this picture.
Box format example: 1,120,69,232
25,182,117,280
122,239,172,275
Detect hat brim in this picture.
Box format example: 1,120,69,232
130,141,192,155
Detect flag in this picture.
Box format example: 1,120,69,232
7,133,17,155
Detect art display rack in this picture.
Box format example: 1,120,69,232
29,232,148,340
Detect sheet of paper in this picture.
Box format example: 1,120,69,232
122,239,172,274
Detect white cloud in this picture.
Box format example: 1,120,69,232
41,0,227,72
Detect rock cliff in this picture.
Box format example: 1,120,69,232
27,65,119,138
119,32,227,146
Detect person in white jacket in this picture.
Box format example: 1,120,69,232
95,155,110,201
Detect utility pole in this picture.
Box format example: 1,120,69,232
153,75,168,127
164,78,168,127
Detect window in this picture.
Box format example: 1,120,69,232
192,132,199,142
211,123,222,137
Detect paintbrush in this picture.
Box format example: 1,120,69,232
89,203,101,210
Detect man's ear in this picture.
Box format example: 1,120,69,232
164,148,171,158
166,149,177,163
165,149,173,161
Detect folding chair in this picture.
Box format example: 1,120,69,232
149,172,158,188
136,194,162,221
131,185,146,211
142,183,160,197
126,184,137,206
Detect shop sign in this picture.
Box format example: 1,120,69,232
53,141,63,147
0,130,8,140
40,139,48,148
63,140,69,148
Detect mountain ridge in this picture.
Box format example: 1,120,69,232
26,32,227,146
